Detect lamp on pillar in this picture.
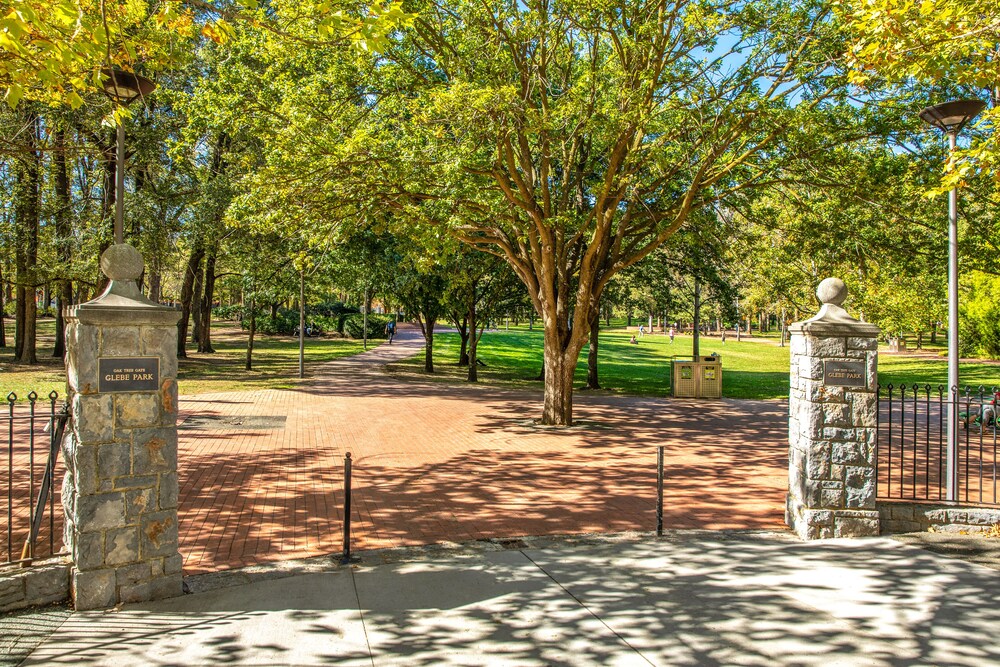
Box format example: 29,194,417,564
101,68,156,246
918,98,985,502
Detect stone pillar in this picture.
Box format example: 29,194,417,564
786,278,880,540
62,244,183,610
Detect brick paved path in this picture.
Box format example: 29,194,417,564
177,325,789,574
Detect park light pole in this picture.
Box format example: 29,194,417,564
918,98,985,501
101,68,156,245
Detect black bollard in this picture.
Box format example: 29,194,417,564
342,452,353,564
656,446,664,536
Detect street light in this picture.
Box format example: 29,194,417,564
101,68,156,246
918,98,986,502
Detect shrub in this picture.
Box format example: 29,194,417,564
961,305,1000,359
342,313,388,339
241,308,299,335
309,301,358,318
213,304,243,321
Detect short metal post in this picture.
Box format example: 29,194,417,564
342,452,353,564
656,446,664,536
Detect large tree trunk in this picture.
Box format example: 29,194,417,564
148,270,161,303
780,307,786,348
245,298,256,370
467,307,479,382
535,290,593,425
0,262,5,348
453,313,470,366
541,337,583,426
14,108,40,365
197,249,217,353
586,305,600,390
53,127,72,359
177,246,204,358
417,314,437,372
191,262,204,345
692,277,701,359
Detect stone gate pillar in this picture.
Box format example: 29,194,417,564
63,245,183,609
786,278,880,540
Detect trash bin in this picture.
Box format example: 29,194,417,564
671,355,722,398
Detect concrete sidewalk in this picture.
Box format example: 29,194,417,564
20,531,1000,666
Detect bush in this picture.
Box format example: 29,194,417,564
342,313,388,339
961,305,1000,359
310,301,358,318
310,314,340,333
235,302,366,336
241,308,299,335
213,304,244,321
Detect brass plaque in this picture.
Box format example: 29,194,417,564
823,360,866,388
98,357,160,393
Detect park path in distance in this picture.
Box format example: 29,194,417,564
176,324,789,573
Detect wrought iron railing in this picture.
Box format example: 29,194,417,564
877,384,999,506
3,392,70,565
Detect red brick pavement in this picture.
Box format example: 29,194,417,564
177,324,791,574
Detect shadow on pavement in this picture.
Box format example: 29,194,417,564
20,534,1000,666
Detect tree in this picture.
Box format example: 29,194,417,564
838,0,998,188
395,259,447,373
444,249,523,381
1,1,412,108
312,0,868,424
11,105,40,364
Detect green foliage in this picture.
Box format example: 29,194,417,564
243,310,300,336
837,0,998,191
960,272,1000,359
213,305,244,321
389,327,1000,399
341,313,388,339
1,1,413,109
310,301,358,318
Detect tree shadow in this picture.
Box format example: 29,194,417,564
22,535,1000,666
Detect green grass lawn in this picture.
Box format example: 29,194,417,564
3,317,999,402
0,318,372,400
391,328,1000,400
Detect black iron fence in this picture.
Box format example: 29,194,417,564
877,384,999,506
3,392,70,565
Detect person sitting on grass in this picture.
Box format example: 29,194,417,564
629,335,639,345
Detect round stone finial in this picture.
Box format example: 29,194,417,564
816,277,847,306
100,243,144,281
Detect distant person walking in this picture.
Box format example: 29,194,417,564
385,319,396,344
669,327,676,343
638,324,646,337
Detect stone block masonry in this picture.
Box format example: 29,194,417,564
786,278,881,540
0,558,71,614
878,501,1000,534
62,244,183,610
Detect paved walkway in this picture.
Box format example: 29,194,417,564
176,325,789,574
20,531,1000,666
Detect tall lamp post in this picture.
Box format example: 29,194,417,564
101,68,156,246
918,98,985,501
